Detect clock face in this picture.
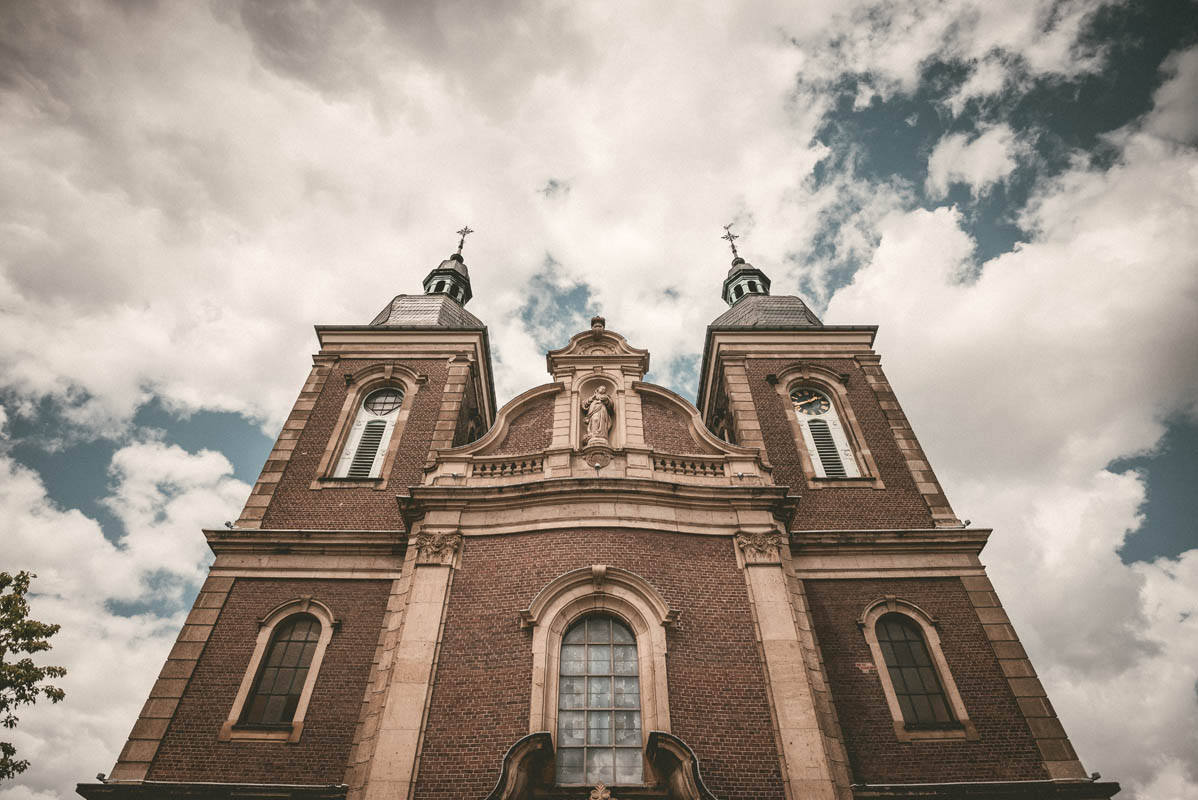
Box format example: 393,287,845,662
791,389,831,416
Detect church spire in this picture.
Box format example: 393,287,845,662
422,226,475,305
719,224,771,305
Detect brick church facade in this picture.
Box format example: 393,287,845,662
78,249,1120,800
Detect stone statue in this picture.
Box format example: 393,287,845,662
581,385,614,445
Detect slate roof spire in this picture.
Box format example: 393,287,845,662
711,226,822,328
368,229,483,328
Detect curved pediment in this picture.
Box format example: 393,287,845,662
634,382,758,458
546,316,650,378
438,383,562,458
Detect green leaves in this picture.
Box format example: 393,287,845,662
0,571,66,780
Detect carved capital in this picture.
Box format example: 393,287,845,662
414,531,462,565
735,530,787,564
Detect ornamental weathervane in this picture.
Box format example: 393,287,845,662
721,223,740,260
455,225,474,256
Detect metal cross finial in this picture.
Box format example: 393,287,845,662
721,223,740,259
455,226,475,256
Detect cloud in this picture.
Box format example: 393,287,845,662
0,427,249,800
1146,46,1198,146
925,124,1025,198
0,0,1121,436
826,93,1198,795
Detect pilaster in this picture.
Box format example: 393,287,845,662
359,531,462,800
721,359,767,452
736,531,839,800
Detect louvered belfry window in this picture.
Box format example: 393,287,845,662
875,613,955,726
806,419,846,477
557,616,643,786
334,387,404,479
242,614,321,726
791,386,861,479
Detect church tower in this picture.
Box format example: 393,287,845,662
78,236,1119,800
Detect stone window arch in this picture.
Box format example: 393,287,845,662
314,363,423,489
772,363,883,487
521,566,677,783
858,596,976,741
220,597,338,743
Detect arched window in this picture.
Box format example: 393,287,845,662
334,387,405,478
556,615,643,786
790,387,860,478
859,597,974,741
241,614,321,726
875,613,953,726
220,598,337,743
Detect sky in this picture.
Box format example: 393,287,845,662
1,1,1196,798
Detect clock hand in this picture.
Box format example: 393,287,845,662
796,397,820,407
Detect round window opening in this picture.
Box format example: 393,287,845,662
364,388,404,416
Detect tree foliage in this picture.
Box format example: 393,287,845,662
0,571,66,780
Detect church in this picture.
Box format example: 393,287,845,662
77,235,1120,800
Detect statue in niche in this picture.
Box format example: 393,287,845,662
581,385,615,445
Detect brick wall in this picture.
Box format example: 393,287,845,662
262,358,449,530
492,394,554,455
641,396,706,454
148,578,391,785
805,577,1046,783
746,359,935,530
412,530,785,800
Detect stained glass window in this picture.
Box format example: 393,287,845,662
557,616,642,785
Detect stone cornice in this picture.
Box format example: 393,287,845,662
204,528,403,557
794,528,991,555
397,477,798,536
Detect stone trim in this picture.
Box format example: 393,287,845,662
237,356,338,528
964,576,1088,780
780,553,854,798
218,597,339,744
357,533,458,800
717,358,768,454
735,532,840,800
854,354,959,527
771,362,884,490
344,552,418,798
105,576,234,782
792,528,991,580
522,565,675,754
857,596,978,742
310,362,425,491
429,355,474,453
398,478,797,539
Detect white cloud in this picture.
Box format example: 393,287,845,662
1146,46,1198,146
945,57,1011,117
0,430,249,800
0,0,1119,432
926,124,1025,198
826,102,1198,796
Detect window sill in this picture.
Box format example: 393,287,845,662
891,718,977,742
310,476,384,490
219,720,303,743
808,476,885,490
